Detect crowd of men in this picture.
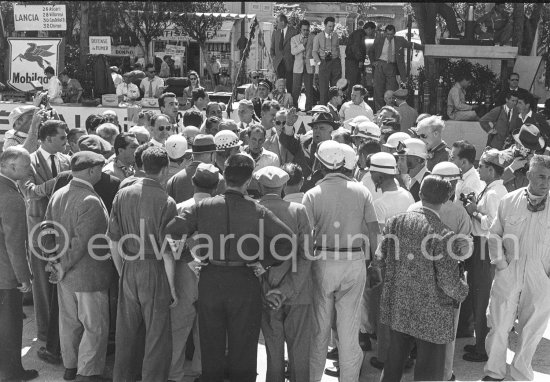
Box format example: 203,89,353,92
1,15,550,382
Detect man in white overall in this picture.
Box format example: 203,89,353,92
483,154,550,381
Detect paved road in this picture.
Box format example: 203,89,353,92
21,305,550,381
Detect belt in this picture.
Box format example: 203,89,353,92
209,260,248,267
314,246,363,252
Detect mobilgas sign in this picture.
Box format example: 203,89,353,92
8,38,62,93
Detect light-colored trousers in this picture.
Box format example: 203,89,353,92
444,305,461,380
449,110,478,121
310,259,366,382
169,261,201,381
484,265,550,381
58,283,109,376
262,304,312,382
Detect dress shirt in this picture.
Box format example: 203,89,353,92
38,146,59,174
282,26,288,40
140,76,165,98
339,101,375,122
116,82,140,99
503,105,513,122
283,192,305,204
455,166,485,202
519,110,533,124
471,179,508,237
409,165,429,189
379,38,394,62
45,75,62,100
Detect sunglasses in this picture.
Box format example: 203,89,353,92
158,125,172,131
190,77,197,80
275,120,285,125
148,71,156,74
417,133,428,139
252,76,259,79
510,78,519,81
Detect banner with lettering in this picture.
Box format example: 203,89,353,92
8,38,63,93
13,4,67,31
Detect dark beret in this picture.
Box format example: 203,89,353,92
77,135,112,155
70,151,105,172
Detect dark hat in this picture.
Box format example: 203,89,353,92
77,135,112,155
70,151,105,172
308,112,340,130
191,134,217,153
513,123,545,151
192,163,220,188
258,79,272,92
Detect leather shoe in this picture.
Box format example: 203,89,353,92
324,365,339,377
482,376,504,381
463,344,477,353
359,332,372,351
327,347,338,361
37,347,62,364
370,356,385,370
63,368,77,381
404,357,414,370
463,351,488,362
448,374,456,381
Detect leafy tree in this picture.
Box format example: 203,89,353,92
273,4,305,30
173,2,227,86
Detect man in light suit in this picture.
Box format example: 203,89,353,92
270,14,297,97
368,24,423,112
480,91,519,150
313,17,342,105
291,19,314,111
19,120,70,343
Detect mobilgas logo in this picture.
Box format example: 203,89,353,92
8,38,61,93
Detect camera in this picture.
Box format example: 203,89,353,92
40,92,50,108
325,51,332,61
459,192,475,206
513,147,530,160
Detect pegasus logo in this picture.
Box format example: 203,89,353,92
12,43,55,69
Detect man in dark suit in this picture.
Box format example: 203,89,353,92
397,137,430,202
0,147,39,382
494,73,529,107
480,91,519,149
270,14,297,96
345,22,376,94
368,24,423,111
252,80,273,121
19,120,71,343
509,92,550,144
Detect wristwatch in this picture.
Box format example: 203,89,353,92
472,211,480,217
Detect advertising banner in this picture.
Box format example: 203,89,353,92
8,38,63,93
13,4,66,31
89,36,112,55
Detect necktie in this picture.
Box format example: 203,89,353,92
388,38,394,63
148,80,153,98
279,29,285,51
50,154,57,177
507,108,511,122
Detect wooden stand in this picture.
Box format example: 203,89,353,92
423,45,518,115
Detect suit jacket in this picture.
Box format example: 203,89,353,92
45,180,114,292
397,101,418,132
53,171,121,214
291,33,314,74
270,26,297,71
479,105,518,150
345,29,366,62
312,32,340,62
167,161,225,203
377,207,469,344
0,176,31,289
368,35,420,80
279,130,317,181
509,111,550,142
409,169,431,202
19,149,71,247
494,87,529,107
259,195,312,305
252,96,271,121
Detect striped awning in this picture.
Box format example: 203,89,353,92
179,13,256,20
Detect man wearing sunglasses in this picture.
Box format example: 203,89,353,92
140,63,165,99
411,115,451,171
149,113,173,147
245,71,260,101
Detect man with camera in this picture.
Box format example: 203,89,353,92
451,140,484,203
461,149,508,364
313,17,342,105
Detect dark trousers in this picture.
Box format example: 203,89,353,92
276,61,294,99
345,58,362,95
198,265,262,382
381,329,446,382
30,249,52,340
45,283,61,356
113,260,172,382
319,58,342,105
468,236,495,353
292,69,313,111
0,289,24,380
373,60,399,112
